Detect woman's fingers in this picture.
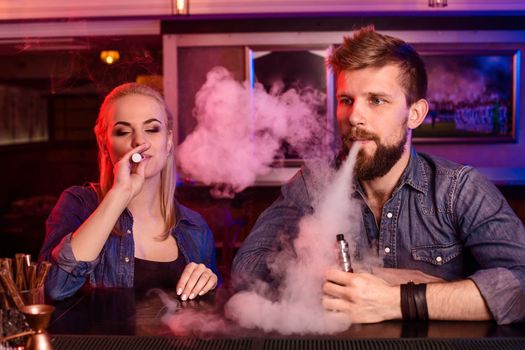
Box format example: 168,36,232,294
199,275,218,296
176,263,217,300
177,262,197,298
112,143,151,196
125,143,150,162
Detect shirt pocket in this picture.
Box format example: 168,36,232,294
411,242,462,266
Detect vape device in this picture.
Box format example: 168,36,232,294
336,234,353,273
131,153,143,163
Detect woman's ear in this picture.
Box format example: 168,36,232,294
407,98,429,130
167,130,173,154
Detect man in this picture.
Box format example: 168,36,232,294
232,26,525,325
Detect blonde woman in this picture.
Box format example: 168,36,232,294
40,83,219,300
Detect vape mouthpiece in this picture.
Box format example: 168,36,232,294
131,153,143,163
337,234,353,273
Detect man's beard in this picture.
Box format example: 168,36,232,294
342,127,407,181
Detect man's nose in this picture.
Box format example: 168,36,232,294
347,101,365,127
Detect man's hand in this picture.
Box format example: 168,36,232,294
322,269,401,323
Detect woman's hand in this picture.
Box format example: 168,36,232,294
112,143,150,201
176,262,218,300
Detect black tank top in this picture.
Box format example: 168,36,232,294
133,254,186,291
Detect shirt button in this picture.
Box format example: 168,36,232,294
436,256,443,263
127,229,131,234
384,247,391,254
386,212,393,218
124,257,130,263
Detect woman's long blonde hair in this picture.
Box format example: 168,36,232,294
93,83,176,239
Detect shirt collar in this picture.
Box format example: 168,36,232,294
398,147,428,194
353,147,428,196
174,200,201,228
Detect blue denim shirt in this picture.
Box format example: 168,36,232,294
39,185,219,301
232,150,525,324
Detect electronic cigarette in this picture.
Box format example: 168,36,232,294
336,234,353,273
131,153,143,163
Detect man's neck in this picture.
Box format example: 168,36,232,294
360,146,412,211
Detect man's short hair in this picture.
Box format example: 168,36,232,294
328,25,428,106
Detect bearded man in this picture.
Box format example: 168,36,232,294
232,26,525,325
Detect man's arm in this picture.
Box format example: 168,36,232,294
231,169,312,289
322,270,491,323
427,279,491,321
454,167,525,324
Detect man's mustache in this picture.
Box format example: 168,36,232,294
342,128,379,143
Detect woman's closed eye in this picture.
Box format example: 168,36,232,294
145,127,160,133
114,129,130,137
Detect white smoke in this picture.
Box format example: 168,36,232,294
176,66,329,194
163,66,368,335
160,145,363,335
223,143,362,334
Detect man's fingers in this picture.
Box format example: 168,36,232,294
323,280,349,299
322,295,351,313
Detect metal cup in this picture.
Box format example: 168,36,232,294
21,304,55,350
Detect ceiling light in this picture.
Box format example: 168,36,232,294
100,50,120,65
428,0,447,7
175,0,189,15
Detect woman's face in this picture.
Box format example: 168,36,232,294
105,93,172,179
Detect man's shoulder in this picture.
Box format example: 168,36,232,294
281,165,321,204
416,152,474,178
414,152,495,195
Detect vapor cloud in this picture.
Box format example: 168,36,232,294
223,144,362,334
164,67,366,335
176,66,329,194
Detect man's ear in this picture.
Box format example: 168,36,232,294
407,98,429,130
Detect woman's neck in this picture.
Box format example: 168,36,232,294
127,175,163,219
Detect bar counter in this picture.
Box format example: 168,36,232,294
46,287,525,350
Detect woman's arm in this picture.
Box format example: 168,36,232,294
70,144,149,261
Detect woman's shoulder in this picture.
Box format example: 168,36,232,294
58,184,99,208
174,201,208,228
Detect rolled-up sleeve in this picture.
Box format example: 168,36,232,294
38,187,100,300
455,168,525,324
51,233,100,275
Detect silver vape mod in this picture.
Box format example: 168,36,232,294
337,234,353,273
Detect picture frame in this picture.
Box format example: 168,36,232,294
246,44,521,150
413,46,520,143
245,45,335,166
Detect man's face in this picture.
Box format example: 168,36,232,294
336,65,411,181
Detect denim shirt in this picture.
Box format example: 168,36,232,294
39,185,219,301
232,150,525,324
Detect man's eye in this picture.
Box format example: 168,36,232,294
370,97,386,105
339,98,353,106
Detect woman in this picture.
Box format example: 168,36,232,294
39,83,219,301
